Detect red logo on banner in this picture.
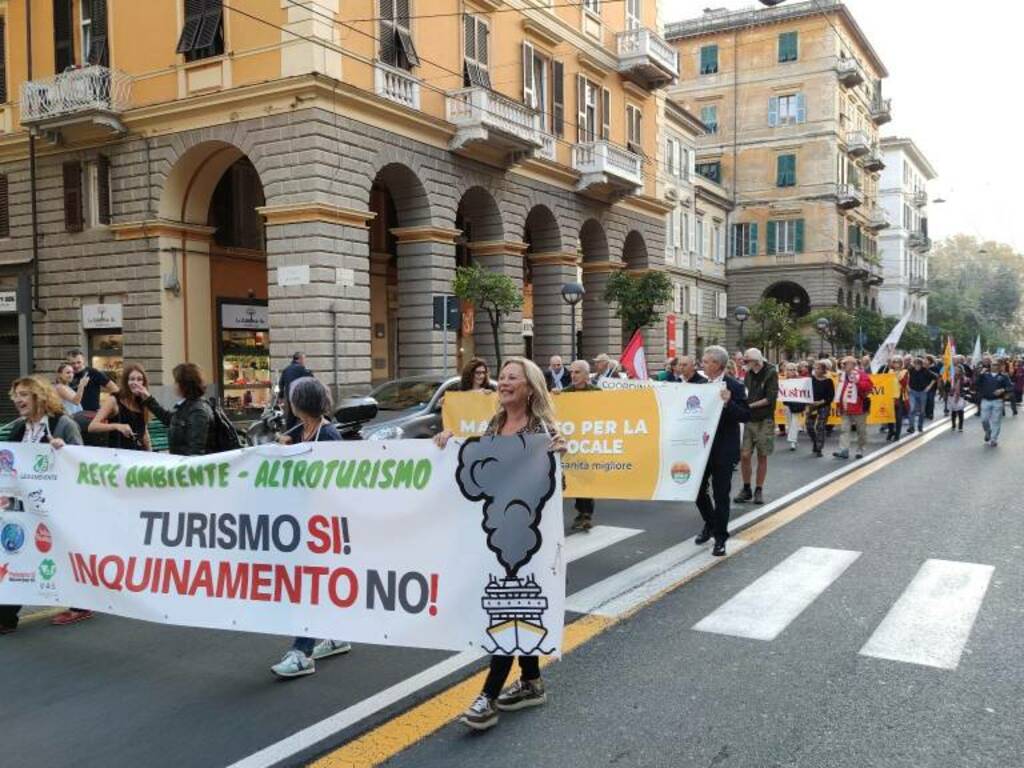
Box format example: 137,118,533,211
35,523,52,554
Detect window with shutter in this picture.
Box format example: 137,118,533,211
0,174,9,239
674,208,682,250
0,17,7,104
766,220,777,255
626,104,641,153
699,45,718,75
778,31,798,63
700,105,717,134
97,155,111,226
666,213,674,259
54,0,74,72
87,0,109,66
379,0,397,66
795,92,807,123
576,75,587,142
522,41,535,107
63,161,83,233
463,15,490,88
776,154,796,187
394,0,419,68
794,219,805,253
552,61,564,137
176,0,223,61
601,88,610,141
768,96,779,127
749,222,758,256
625,0,641,31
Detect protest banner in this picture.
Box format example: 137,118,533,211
443,384,725,502
778,377,814,404
0,439,565,655
775,373,898,426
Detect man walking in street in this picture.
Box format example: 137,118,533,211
694,346,750,557
734,348,777,505
926,354,943,420
907,356,936,434
279,351,313,433
976,359,1012,447
833,356,873,460
677,355,707,384
544,355,571,391
67,349,119,447
559,360,601,530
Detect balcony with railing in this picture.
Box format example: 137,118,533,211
573,140,643,198
446,87,542,164
20,66,130,139
912,189,928,208
374,63,421,110
616,27,679,89
846,130,870,158
909,275,929,294
863,145,885,172
870,97,892,125
867,207,891,231
908,230,931,252
536,132,557,163
836,57,864,88
836,183,864,210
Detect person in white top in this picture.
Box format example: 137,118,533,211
54,362,87,416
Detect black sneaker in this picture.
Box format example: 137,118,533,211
461,694,499,730
734,487,752,504
712,541,727,557
694,526,712,545
496,678,547,711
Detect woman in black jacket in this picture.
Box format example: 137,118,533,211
137,363,212,456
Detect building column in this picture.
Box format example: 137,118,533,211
467,240,528,366
529,251,581,363
260,203,375,397
391,226,461,377
581,261,623,363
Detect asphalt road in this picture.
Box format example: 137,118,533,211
387,412,1022,768
1,417,974,768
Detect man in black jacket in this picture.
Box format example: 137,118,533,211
279,352,313,432
544,355,571,391
694,345,751,556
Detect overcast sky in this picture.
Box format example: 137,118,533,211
664,0,1022,252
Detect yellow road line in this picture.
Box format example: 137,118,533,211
18,607,63,626
311,614,612,768
310,422,952,767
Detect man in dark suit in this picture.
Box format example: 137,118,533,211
278,351,314,432
694,345,751,556
544,355,571,392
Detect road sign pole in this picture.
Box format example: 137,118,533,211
442,299,449,377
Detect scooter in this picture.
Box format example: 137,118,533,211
245,396,379,445
246,404,286,446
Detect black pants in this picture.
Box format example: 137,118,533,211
889,400,906,440
574,498,594,518
0,604,20,629
951,410,964,430
696,459,732,543
806,406,828,452
483,655,540,699
925,389,936,420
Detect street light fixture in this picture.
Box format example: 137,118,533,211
815,317,831,357
734,305,750,349
561,282,585,362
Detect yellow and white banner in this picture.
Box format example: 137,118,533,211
775,373,898,425
443,385,725,501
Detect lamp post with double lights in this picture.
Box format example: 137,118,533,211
734,305,750,349
816,317,831,357
561,283,585,362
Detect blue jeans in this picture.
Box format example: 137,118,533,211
292,637,315,655
909,390,928,432
981,399,1004,442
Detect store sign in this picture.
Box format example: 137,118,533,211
0,291,17,313
277,265,310,287
666,314,677,358
82,304,123,329
221,303,269,331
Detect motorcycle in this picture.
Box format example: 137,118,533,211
245,404,286,446
244,397,379,445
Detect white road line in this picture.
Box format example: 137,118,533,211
859,559,994,670
693,547,862,641
564,525,643,563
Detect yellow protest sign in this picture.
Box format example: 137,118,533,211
774,373,898,426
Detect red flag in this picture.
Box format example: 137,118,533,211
621,330,648,380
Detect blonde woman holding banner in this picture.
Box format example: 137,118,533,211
434,356,566,731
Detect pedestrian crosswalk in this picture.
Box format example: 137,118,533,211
692,547,993,671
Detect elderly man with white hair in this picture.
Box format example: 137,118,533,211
558,359,601,531
734,347,778,506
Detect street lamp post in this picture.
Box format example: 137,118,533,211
816,317,831,357
561,283,585,362
734,305,750,349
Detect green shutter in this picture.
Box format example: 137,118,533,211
776,155,795,186
768,96,779,127
779,32,797,62
749,223,758,256
766,220,776,255
700,45,718,74
776,155,785,187
795,219,805,253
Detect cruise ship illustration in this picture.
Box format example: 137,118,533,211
481,574,549,654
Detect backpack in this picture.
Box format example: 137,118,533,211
206,397,242,452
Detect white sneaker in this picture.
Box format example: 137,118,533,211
271,649,315,678
312,639,352,660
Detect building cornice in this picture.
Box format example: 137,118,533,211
390,226,462,244
257,202,376,229
467,240,530,256
528,250,580,267
110,219,215,242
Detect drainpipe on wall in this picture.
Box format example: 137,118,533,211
331,300,343,403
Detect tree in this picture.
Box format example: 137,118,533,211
854,307,888,351
900,322,932,353
452,265,523,368
804,307,854,355
603,270,674,334
748,298,797,359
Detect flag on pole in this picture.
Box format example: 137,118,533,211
621,329,649,380
942,336,956,385
869,309,913,373
971,335,982,367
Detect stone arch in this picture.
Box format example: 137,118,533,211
622,230,648,270
522,205,566,364
158,140,263,225
371,162,432,228
764,280,811,318
578,219,619,361
579,218,610,262
456,185,505,244
524,205,562,254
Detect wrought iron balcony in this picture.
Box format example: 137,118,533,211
846,130,870,158
912,189,928,208
863,145,885,172
836,183,864,210
867,207,891,231
374,62,420,110
870,97,892,125
616,27,679,89
573,140,643,198
20,66,130,139
908,231,931,252
836,57,864,88
446,87,542,164
909,275,929,294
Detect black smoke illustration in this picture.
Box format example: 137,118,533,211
456,434,557,576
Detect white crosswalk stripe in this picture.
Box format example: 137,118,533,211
692,547,861,641
859,559,994,670
564,525,643,563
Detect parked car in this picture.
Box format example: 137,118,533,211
359,375,495,440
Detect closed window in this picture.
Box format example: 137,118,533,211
768,93,806,126
766,219,805,254
583,0,600,13
176,0,224,62
626,104,642,153
0,17,7,103
576,76,603,142
625,0,641,30
54,0,74,72
700,104,718,135
699,45,718,75
552,60,565,137
96,154,111,226
83,0,109,66
696,161,720,183
696,216,705,260
778,31,798,63
63,161,83,233
0,174,9,239
776,154,796,187
665,137,677,176
730,223,758,257
378,0,419,70
464,14,490,88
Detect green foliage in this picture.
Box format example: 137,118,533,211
804,307,855,354
452,265,523,366
853,307,888,350
603,270,674,333
901,322,933,353
748,298,797,358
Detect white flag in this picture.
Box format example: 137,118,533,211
870,309,913,373
971,336,982,367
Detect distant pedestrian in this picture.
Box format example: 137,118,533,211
806,361,834,457
735,348,777,505
907,357,936,434
138,363,212,456
89,364,153,451
925,355,942,420
887,357,909,442
278,351,313,433
655,357,679,382
271,377,352,678
459,358,494,392
544,355,571,391
54,362,86,416
976,360,1012,447
947,362,967,433
558,360,600,532
677,355,707,384
66,349,119,446
694,346,750,557
781,362,805,451
833,356,872,460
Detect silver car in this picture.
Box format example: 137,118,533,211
359,375,495,440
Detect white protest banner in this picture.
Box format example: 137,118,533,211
443,383,725,502
778,376,814,404
0,439,565,655
870,309,913,373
